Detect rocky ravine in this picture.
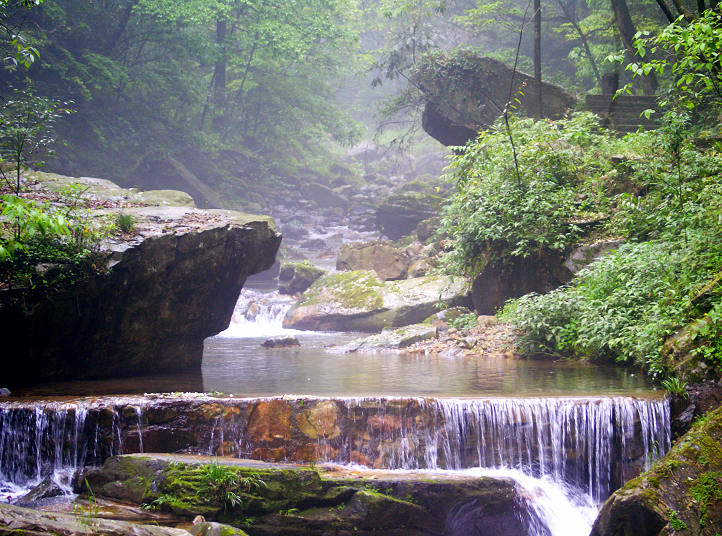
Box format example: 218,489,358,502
0,173,280,385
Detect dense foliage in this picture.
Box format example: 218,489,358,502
440,112,612,273
484,117,722,378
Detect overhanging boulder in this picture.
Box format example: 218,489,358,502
413,51,577,146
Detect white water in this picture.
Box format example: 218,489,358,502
218,288,304,338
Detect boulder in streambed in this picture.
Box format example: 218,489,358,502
13,477,65,505
278,261,326,295
344,323,439,352
336,240,410,280
283,270,472,332
375,191,444,240
78,454,541,536
0,172,281,385
590,405,722,536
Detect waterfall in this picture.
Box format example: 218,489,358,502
0,395,670,507
218,288,299,337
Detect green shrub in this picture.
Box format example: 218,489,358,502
440,112,615,275
115,212,134,233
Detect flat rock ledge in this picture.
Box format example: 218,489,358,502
77,453,541,536
1,173,281,384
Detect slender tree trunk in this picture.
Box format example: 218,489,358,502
611,0,658,94
533,0,542,118
212,18,227,130
557,0,602,89
653,0,676,22
696,0,706,15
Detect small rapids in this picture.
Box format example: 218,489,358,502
218,288,300,338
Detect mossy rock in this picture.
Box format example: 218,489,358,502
278,261,326,295
283,271,471,332
375,191,444,240
591,406,722,536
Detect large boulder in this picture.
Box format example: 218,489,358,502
412,50,577,146
376,191,444,240
283,271,471,331
590,405,722,536
79,454,539,536
0,173,281,385
336,241,411,280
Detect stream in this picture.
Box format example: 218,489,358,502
0,283,670,536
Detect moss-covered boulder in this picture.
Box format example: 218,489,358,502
590,406,722,536
283,271,471,332
375,191,444,241
78,454,538,536
278,261,326,295
336,240,410,280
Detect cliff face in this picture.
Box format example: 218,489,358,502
0,174,281,385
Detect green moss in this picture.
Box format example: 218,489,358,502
689,472,722,527
667,508,688,530
300,271,384,310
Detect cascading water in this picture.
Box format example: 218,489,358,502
0,394,669,515
218,287,299,337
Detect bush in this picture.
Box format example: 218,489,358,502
440,112,615,275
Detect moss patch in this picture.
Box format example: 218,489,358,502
300,270,384,310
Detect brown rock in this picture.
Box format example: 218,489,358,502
295,400,341,440
247,400,291,442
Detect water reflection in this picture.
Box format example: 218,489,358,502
12,332,657,398
201,333,658,398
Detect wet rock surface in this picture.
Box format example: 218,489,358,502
1,173,281,385
261,336,301,348
278,262,325,295
79,454,538,536
344,324,439,352
591,405,722,536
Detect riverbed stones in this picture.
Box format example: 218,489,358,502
0,502,192,536
296,400,341,440
261,336,301,348
0,172,281,385
344,324,439,352
336,240,410,280
283,270,472,332
591,405,722,536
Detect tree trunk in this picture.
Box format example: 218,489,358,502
557,0,602,89
212,18,227,130
533,0,543,118
610,0,658,94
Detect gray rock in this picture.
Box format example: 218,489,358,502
189,522,248,536
345,324,439,352
278,262,325,295
0,173,281,384
0,502,191,536
14,477,65,505
376,191,443,241
261,337,301,348
336,241,410,281
0,388,10,397
413,51,576,146
563,239,624,275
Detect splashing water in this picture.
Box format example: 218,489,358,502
218,288,302,338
